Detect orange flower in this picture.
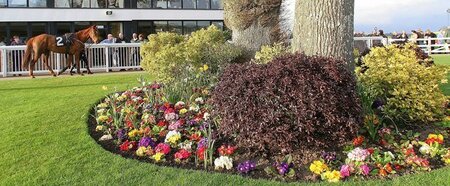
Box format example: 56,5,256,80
353,136,364,146
425,134,444,145
379,168,387,177
384,163,393,173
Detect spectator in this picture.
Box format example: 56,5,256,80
100,34,116,44
0,36,5,46
425,29,437,49
10,35,24,74
391,31,399,39
410,30,419,45
100,34,117,68
378,30,387,38
130,33,139,43
399,30,409,41
138,34,148,43
115,33,128,68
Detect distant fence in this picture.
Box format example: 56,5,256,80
1,39,450,77
0,43,141,77
354,37,450,54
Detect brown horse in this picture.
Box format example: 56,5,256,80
22,25,100,78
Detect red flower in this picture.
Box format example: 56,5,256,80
174,149,191,160
159,130,168,137
218,145,237,156
367,148,375,154
189,133,202,142
197,147,206,160
157,120,167,127
126,119,133,128
384,163,393,173
405,148,415,156
120,140,132,151
379,168,387,177
155,143,171,155
352,136,364,146
394,164,402,171
379,139,388,146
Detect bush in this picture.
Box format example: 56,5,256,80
254,42,290,64
140,26,241,101
356,43,448,124
211,53,362,158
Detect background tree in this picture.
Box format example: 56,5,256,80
292,0,355,70
224,0,284,60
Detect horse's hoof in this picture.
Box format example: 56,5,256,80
31,76,35,79
80,73,85,76
70,73,74,76
53,74,57,77
88,72,93,74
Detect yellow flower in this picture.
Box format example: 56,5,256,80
179,108,188,115
323,170,341,183
153,152,164,162
97,115,109,123
102,85,108,90
203,64,209,71
136,147,147,157
95,125,104,131
309,160,328,175
168,134,181,145
128,129,139,138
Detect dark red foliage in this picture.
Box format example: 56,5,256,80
211,53,362,157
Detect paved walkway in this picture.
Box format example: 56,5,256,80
0,70,145,81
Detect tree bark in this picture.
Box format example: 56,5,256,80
224,0,283,60
292,0,355,70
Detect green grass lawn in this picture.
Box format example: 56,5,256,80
0,71,449,186
432,54,450,66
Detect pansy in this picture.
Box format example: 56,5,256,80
339,164,352,178
360,164,371,176
179,108,188,115
203,112,210,121
189,104,200,112
218,145,237,156
195,97,204,104
136,146,147,157
237,160,256,174
197,146,207,160
97,115,109,123
425,134,444,145
95,125,104,131
179,141,193,151
128,129,139,138
139,137,156,148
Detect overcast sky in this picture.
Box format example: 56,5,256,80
284,0,450,33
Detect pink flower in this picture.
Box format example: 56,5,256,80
340,164,351,178
360,164,371,176
155,143,171,155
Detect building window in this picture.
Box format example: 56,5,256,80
168,21,182,34
154,21,168,33
137,21,153,36
8,0,27,7
168,0,181,8
30,23,47,37
29,0,46,7
0,23,7,43
55,22,72,35
211,0,221,9
197,0,209,9
182,0,194,8
152,0,167,8
9,22,28,41
54,0,123,8
55,0,70,7
197,21,210,29
137,0,151,8
183,21,196,35
211,21,223,30
0,0,6,7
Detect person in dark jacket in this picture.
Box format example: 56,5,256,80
115,33,128,68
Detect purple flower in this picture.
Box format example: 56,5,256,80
198,138,208,149
321,151,336,162
237,160,256,174
116,129,127,141
360,164,371,176
371,99,384,110
139,137,156,148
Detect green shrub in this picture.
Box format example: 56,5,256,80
356,43,448,124
140,25,241,101
254,42,290,64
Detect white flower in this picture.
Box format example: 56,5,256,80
164,130,181,143
203,112,210,121
175,101,185,108
99,134,113,141
189,104,200,112
385,151,395,159
419,144,431,155
214,156,233,170
347,147,370,161
97,109,106,114
95,125,104,131
164,112,178,121
195,97,204,104
179,141,193,151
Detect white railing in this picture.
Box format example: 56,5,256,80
354,37,450,55
0,43,142,77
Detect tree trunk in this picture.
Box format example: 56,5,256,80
292,0,355,70
224,0,283,60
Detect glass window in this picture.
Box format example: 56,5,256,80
91,22,107,39
197,0,209,9
154,21,168,33
105,0,122,8
96,0,107,8
9,22,28,42
8,0,27,7
168,0,180,8
153,0,167,8
29,0,46,7
211,21,223,30
0,23,7,43
183,21,196,35
56,22,72,35
182,0,194,8
30,23,47,37
74,22,90,32
55,0,71,7
197,21,210,29
138,21,153,36
72,0,82,7
0,0,6,7
211,0,221,9
137,0,151,8
168,21,182,34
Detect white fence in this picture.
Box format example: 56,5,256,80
354,37,450,54
0,43,141,77
1,38,450,77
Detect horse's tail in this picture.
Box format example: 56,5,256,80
22,39,33,70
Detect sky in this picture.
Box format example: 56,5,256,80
284,0,450,33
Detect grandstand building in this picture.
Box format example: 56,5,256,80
0,0,224,44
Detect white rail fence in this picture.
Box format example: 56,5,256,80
0,43,141,77
1,38,449,77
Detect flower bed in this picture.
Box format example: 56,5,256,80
88,82,450,183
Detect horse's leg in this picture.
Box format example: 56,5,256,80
43,52,56,77
75,54,83,76
58,55,70,75
29,53,39,79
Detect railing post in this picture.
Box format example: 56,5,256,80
56,53,61,72
427,38,432,55
1,48,7,77
105,46,109,72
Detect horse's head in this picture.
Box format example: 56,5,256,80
89,25,100,44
